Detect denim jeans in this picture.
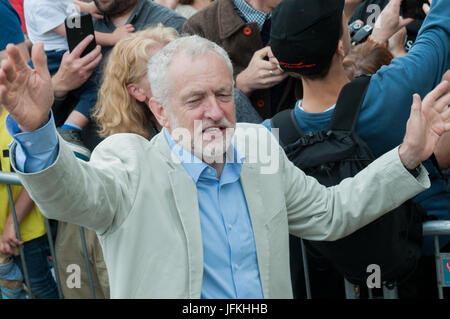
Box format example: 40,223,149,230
12,235,59,299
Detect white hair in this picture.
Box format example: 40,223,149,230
147,35,234,109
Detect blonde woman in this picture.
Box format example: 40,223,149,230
92,25,179,140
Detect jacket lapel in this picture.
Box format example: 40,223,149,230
156,134,204,298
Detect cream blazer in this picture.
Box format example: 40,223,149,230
11,123,430,298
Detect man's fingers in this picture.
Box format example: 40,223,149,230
410,93,422,115
79,44,102,66
84,51,102,72
256,46,271,59
423,81,449,106
0,72,14,106
0,61,13,90
399,17,415,28
442,106,450,122
0,80,9,104
6,44,28,73
0,242,12,255
390,0,402,11
92,13,104,19
423,3,431,15
10,239,23,247
435,91,450,113
268,68,284,77
71,34,95,58
261,73,289,87
7,235,22,247
2,59,17,83
258,59,279,71
262,68,284,78
31,42,49,77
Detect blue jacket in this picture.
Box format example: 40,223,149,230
264,0,450,221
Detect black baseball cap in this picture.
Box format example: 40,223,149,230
271,0,345,76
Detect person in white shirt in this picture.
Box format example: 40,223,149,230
23,0,134,159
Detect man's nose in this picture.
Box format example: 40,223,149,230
205,95,225,121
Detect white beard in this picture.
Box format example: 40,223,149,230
170,116,235,164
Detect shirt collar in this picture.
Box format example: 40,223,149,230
232,0,271,30
102,0,144,27
163,128,244,184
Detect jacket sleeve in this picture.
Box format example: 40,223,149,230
9,134,146,236
283,146,431,241
357,0,450,156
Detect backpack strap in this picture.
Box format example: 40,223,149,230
329,75,372,132
271,75,372,146
270,108,305,147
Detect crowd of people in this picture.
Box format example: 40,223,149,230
0,0,448,299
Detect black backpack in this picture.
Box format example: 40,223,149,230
271,76,425,286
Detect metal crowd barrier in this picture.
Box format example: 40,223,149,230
423,220,450,299
0,171,96,299
301,220,450,300
2,170,449,299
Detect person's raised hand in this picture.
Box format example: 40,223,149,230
423,0,432,15
371,0,414,44
85,1,104,19
235,46,288,96
388,27,408,58
399,81,450,169
0,219,23,255
110,24,135,44
52,35,102,98
0,42,54,132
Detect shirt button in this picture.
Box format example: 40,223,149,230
233,264,239,271
227,224,232,231
243,26,252,36
25,141,32,147
257,99,265,108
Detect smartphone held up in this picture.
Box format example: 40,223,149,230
64,13,97,57
401,0,428,19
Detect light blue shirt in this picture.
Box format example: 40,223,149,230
5,113,264,299
5,112,58,173
163,129,264,299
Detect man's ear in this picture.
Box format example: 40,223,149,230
336,39,345,58
149,97,169,129
126,83,147,103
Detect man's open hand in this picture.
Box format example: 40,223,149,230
0,42,53,132
399,81,450,169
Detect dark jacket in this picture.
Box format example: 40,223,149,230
183,0,301,119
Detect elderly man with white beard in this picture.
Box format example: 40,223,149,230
1,35,450,298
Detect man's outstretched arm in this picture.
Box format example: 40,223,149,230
283,81,450,241
0,42,136,235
